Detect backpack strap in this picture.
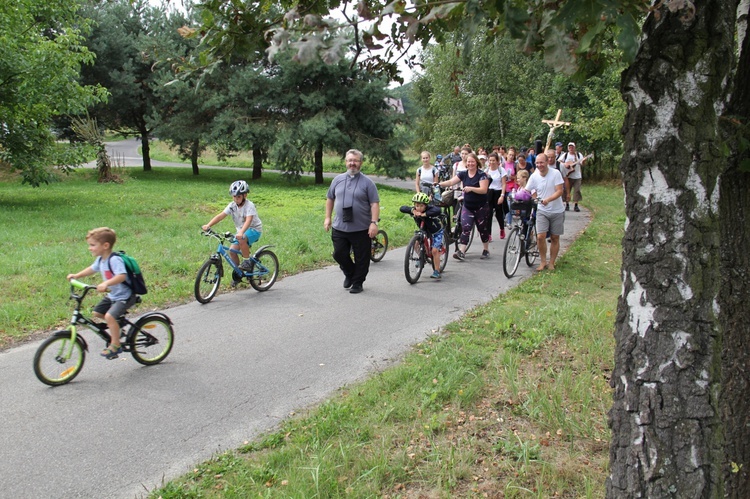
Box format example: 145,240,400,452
108,252,132,288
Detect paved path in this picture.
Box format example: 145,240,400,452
0,143,591,498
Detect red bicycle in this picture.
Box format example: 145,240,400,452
401,210,449,284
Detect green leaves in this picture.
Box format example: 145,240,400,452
0,0,107,185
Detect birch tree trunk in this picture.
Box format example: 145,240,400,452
608,1,750,496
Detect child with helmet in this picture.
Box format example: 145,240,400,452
202,180,263,286
400,192,445,279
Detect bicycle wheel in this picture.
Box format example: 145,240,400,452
453,202,463,251
33,333,86,386
249,249,279,291
441,213,454,246
525,225,539,267
503,228,523,278
370,230,389,262
404,234,425,284
129,315,174,366
465,224,476,252
194,259,221,304
438,242,450,272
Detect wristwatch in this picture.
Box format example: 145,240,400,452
370,221,378,225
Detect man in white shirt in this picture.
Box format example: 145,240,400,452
527,153,565,271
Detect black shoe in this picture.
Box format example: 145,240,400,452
565,203,570,211
349,283,363,294
480,250,490,259
453,250,465,261
574,204,580,212
343,276,352,289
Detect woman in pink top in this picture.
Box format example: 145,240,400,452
504,147,518,226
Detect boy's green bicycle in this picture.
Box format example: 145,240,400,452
33,279,174,386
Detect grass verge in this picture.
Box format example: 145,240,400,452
0,168,416,347
150,184,623,497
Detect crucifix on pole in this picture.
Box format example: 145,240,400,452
542,109,571,151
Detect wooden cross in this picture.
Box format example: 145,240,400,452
542,109,571,151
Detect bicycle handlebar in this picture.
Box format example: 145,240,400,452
201,228,234,240
69,279,90,290
68,278,97,300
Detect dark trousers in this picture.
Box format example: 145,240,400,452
487,189,505,233
331,228,371,286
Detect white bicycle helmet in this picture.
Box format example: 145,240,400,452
229,180,249,196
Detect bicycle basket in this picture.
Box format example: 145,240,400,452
510,200,533,211
438,189,454,207
511,200,533,220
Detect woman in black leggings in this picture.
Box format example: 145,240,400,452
485,152,507,239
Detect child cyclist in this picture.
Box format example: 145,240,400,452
400,192,446,279
202,180,263,286
66,227,137,359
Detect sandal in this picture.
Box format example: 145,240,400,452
101,345,123,359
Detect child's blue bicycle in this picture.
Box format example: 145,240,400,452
194,228,279,303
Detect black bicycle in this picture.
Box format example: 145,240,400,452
433,187,475,253
503,199,539,278
370,228,389,262
447,197,475,252
33,280,174,386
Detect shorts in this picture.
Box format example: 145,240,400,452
431,229,445,250
236,228,261,246
93,295,138,320
536,211,565,236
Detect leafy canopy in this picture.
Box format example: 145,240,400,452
0,0,107,185
191,0,651,81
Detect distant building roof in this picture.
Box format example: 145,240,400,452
384,97,404,114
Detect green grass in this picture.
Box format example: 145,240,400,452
0,167,416,346
149,184,623,497
147,141,420,175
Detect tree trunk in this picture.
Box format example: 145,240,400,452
608,1,748,497
314,145,324,184
719,1,750,495
191,139,200,175
252,147,262,179
140,132,152,171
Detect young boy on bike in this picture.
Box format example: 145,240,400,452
400,192,445,279
202,180,263,287
66,227,137,359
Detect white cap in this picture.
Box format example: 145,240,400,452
568,142,575,147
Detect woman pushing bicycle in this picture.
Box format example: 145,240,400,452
202,180,263,286
437,152,491,261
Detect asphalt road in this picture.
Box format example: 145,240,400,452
0,143,591,498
